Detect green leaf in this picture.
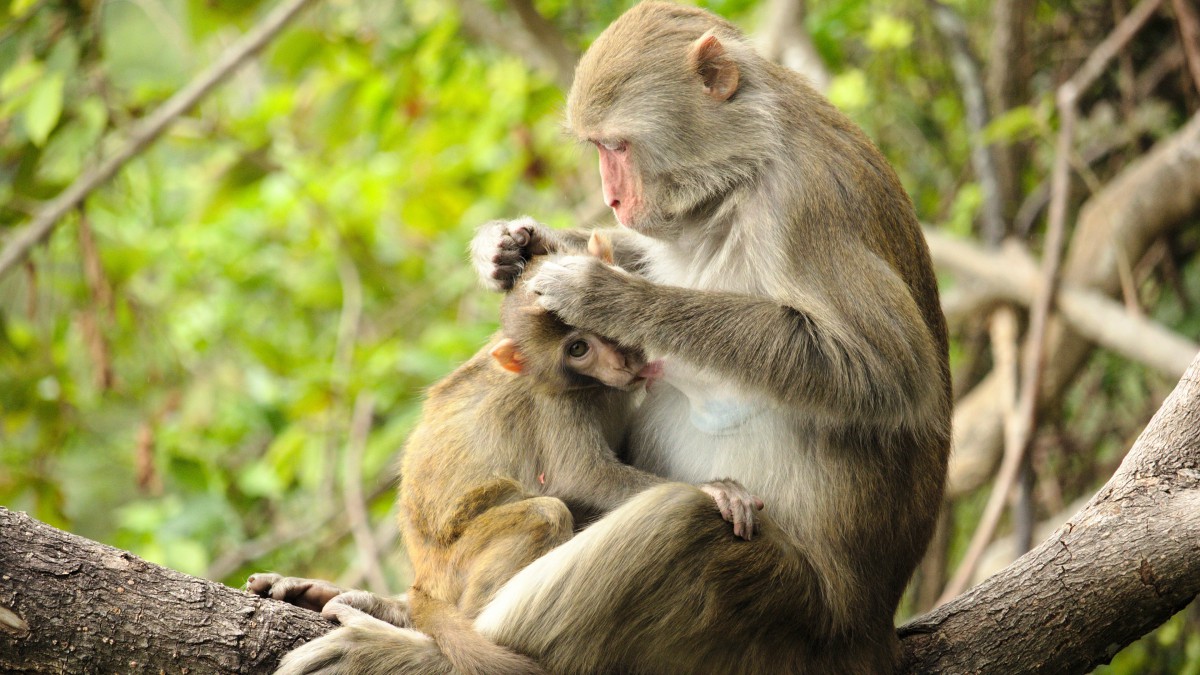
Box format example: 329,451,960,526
10,0,41,18
865,15,913,51
24,72,64,147
982,105,1040,144
0,58,43,98
827,69,869,111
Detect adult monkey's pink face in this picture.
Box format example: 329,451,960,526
594,140,641,228
566,3,741,236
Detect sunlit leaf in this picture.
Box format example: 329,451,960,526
24,72,64,146
827,69,869,111
865,15,913,51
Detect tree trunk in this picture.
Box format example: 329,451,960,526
0,509,333,673
3,353,1199,673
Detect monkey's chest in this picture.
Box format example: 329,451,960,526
660,361,764,435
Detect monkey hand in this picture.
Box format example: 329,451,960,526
700,480,765,541
527,254,628,329
246,572,346,613
471,216,558,291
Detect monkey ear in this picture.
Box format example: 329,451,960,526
689,31,739,102
587,232,615,264
490,338,525,374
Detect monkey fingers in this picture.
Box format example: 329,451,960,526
471,217,556,291
699,480,765,541
324,590,413,628
246,573,346,613
526,255,606,323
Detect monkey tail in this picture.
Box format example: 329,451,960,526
410,587,547,675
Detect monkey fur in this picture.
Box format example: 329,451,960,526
257,237,760,674
267,2,950,673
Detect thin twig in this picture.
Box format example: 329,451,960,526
985,0,1033,230
504,0,577,89
929,0,1006,244
938,0,1164,604
456,0,575,90
205,477,394,581
343,393,389,595
942,308,1019,598
0,0,319,281
1169,0,1200,95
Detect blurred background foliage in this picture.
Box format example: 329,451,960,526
1,0,1197,671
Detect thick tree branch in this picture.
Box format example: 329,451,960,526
0,507,334,674
927,232,1198,380
899,352,1200,673
0,0,318,281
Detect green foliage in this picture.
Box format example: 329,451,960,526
0,1,1196,669
0,0,576,586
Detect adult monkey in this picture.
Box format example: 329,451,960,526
274,3,949,674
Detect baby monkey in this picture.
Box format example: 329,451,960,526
399,232,668,621
253,234,761,674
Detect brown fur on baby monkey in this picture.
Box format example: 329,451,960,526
399,233,670,626
256,234,762,675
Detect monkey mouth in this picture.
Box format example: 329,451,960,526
629,360,665,390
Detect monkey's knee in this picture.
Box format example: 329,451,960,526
516,496,573,541
628,482,717,518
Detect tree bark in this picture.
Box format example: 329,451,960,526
899,351,1200,673
0,509,333,673
3,351,1199,673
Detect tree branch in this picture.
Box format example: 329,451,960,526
0,0,319,281
455,0,576,90
929,0,1006,244
927,232,1198,380
756,0,832,92
0,507,334,674
899,351,1200,673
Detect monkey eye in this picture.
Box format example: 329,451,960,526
566,340,590,358
597,140,627,153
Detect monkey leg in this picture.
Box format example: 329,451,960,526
274,584,545,675
474,482,842,675
274,603,457,675
448,495,574,617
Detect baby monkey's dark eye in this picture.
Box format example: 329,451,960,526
567,340,590,358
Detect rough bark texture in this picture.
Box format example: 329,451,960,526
0,509,333,674
2,356,1198,674
899,352,1200,673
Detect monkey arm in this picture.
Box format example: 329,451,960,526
544,449,667,514
529,256,939,423
470,218,655,290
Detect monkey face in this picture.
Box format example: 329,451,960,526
560,331,654,391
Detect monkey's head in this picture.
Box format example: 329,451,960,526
491,239,659,392
566,2,773,237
